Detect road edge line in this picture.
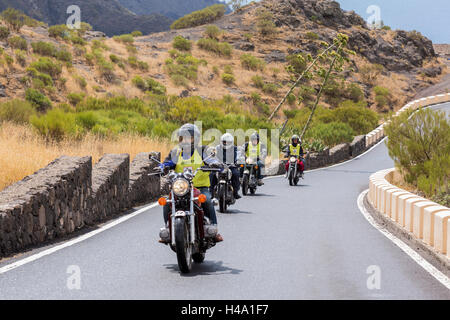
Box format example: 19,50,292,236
357,190,450,290
0,202,158,274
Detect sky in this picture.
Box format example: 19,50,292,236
225,0,449,43
336,0,449,43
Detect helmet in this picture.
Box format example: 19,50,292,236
178,123,201,149
250,132,260,144
292,134,300,146
221,133,234,150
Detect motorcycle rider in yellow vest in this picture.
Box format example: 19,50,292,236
284,135,305,176
243,132,267,186
159,124,224,243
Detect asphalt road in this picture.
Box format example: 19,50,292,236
0,103,449,300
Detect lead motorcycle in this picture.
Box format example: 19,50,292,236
152,158,220,274
286,155,304,186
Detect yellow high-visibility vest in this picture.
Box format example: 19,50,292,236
175,149,210,188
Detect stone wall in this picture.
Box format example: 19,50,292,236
0,152,161,259
129,152,161,206
88,154,130,224
0,156,92,257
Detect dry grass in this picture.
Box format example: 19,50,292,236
0,122,174,191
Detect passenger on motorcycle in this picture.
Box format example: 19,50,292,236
210,133,242,200
242,132,267,186
159,123,224,243
284,135,305,176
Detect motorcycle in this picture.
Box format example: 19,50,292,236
212,163,237,213
286,155,304,186
152,158,220,274
241,157,259,195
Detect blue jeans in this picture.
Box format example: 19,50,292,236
163,187,218,225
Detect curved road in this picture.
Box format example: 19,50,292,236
0,104,449,300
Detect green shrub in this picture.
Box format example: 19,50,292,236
333,100,378,135
131,30,143,37
113,34,134,44
197,38,232,57
127,56,149,71
14,49,27,67
222,73,235,85
25,88,52,112
360,63,383,85
346,83,364,102
204,25,222,39
0,99,36,123
56,48,72,63
165,53,204,86
73,75,87,89
67,92,86,106
31,109,80,141
110,54,120,63
262,83,279,96
132,76,147,91
307,122,354,147
0,26,10,40
251,75,264,88
305,32,319,40
31,41,57,57
385,108,449,201
70,35,86,46
240,53,265,71
126,44,137,54
8,36,27,50
374,86,392,108
256,8,277,37
1,8,26,31
146,78,166,95
4,54,13,66
48,25,70,39
91,39,109,51
173,36,192,51
170,4,226,29
29,57,62,78
287,54,307,76
287,93,296,106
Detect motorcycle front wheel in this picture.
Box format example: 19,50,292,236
242,174,249,196
175,217,192,273
219,184,227,213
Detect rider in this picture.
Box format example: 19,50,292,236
243,132,267,186
210,133,242,200
285,134,305,176
159,123,224,243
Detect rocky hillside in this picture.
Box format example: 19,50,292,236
0,0,446,118
118,0,227,19
0,0,172,36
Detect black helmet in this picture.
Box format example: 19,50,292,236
178,123,201,148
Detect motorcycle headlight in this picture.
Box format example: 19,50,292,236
246,158,254,165
290,157,297,163
173,179,189,196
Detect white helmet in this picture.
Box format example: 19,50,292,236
221,133,234,150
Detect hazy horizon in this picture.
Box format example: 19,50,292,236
337,0,449,44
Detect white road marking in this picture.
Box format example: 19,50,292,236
0,203,158,274
357,190,450,290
